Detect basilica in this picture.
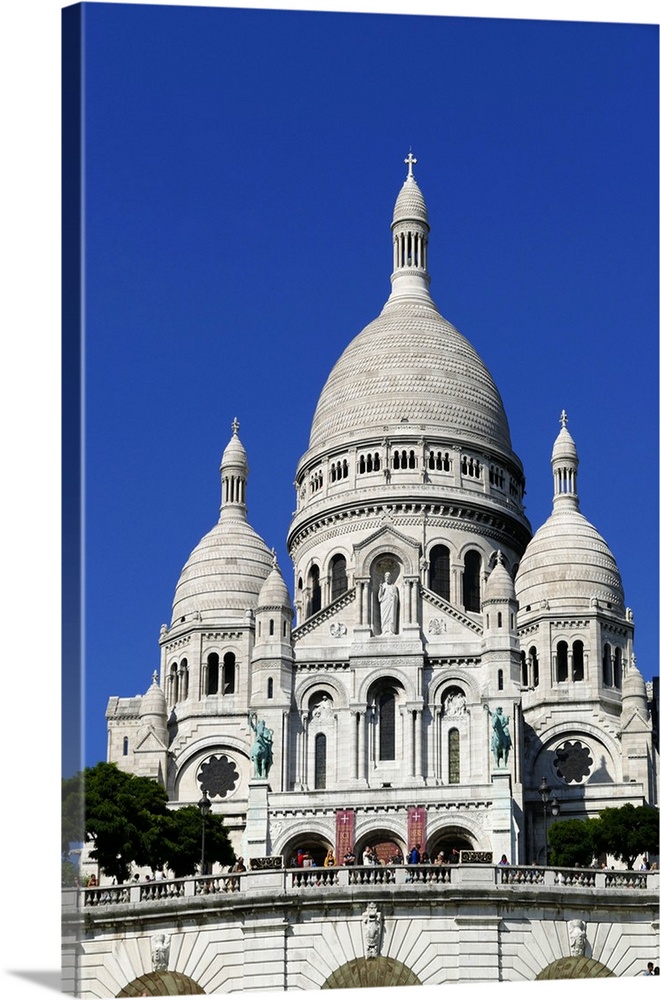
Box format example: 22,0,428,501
106,157,657,868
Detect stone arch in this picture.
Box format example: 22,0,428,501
526,724,622,788
426,820,484,859
321,957,421,989
536,957,615,979
354,826,406,864
280,829,334,868
117,970,205,995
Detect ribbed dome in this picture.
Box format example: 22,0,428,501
392,175,429,225
172,519,272,622
308,299,512,452
515,507,624,612
258,561,292,610
551,425,578,464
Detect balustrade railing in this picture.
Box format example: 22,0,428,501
79,865,657,907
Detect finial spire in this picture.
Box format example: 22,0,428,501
271,547,278,568
231,416,240,435
404,150,417,179
560,409,568,428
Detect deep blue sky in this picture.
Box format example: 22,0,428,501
78,3,658,771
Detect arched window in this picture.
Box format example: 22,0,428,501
448,728,460,784
315,733,327,790
282,620,287,637
207,653,219,695
269,618,275,636
179,658,189,701
307,565,321,617
572,640,584,681
330,554,348,601
497,669,504,691
529,646,539,687
613,647,622,688
602,643,612,686
463,551,481,612
223,652,236,694
557,641,569,682
168,662,178,704
267,677,273,699
521,650,529,687
497,611,503,628
379,692,396,761
122,736,129,756
429,544,450,601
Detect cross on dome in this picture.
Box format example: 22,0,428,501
404,150,417,178
559,410,568,428
231,416,240,435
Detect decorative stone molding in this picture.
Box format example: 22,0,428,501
428,618,447,635
329,622,347,637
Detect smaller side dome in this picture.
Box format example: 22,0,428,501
516,415,624,615
139,671,167,721
623,655,647,701
258,552,293,610
483,552,516,603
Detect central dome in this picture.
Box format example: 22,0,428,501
309,299,512,452
307,161,512,458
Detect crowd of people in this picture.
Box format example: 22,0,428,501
286,844,464,868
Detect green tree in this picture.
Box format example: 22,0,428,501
547,818,597,867
165,806,235,878
63,762,172,883
591,804,659,870
62,762,236,883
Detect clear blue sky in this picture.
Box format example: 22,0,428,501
75,2,658,771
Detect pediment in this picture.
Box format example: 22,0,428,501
353,523,420,557
134,727,168,754
420,586,483,637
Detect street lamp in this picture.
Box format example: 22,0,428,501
198,789,211,876
538,776,560,864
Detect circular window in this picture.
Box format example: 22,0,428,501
552,740,594,783
198,754,240,798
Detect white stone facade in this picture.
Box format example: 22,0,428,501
106,160,657,872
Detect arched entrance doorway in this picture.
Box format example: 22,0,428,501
427,824,474,862
536,958,615,979
117,971,205,995
355,829,405,865
322,957,421,989
283,833,333,867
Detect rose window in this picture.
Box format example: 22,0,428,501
552,740,593,783
198,754,240,798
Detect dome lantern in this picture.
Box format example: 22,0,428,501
220,417,249,522
551,410,579,511
388,151,432,305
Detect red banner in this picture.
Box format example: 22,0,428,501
407,805,427,853
335,808,355,863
